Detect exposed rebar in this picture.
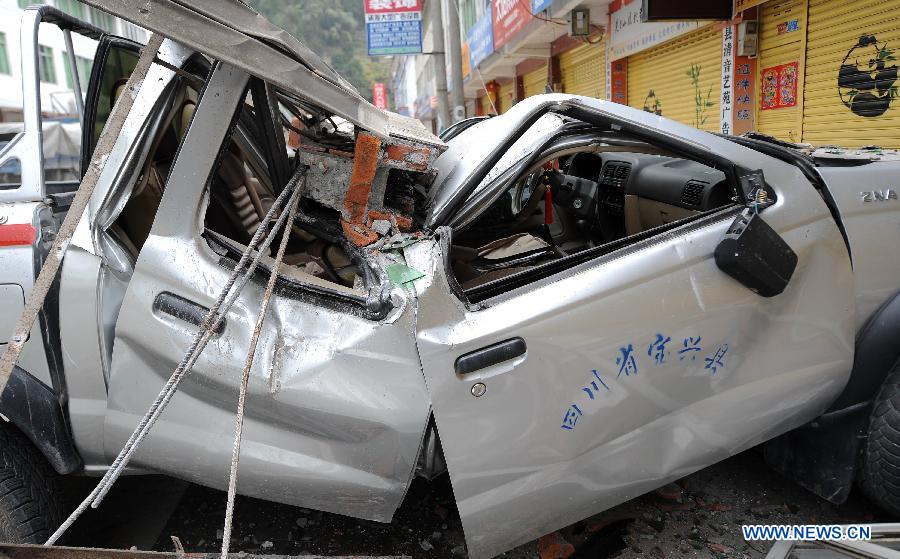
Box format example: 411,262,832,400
220,170,303,559
45,167,308,546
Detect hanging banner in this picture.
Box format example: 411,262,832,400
610,0,700,60
493,0,530,49
365,0,423,56
720,26,734,134
468,4,495,68
372,82,388,109
461,42,472,82
761,61,798,110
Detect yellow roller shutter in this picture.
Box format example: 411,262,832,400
559,42,605,98
498,80,516,113
802,0,900,148
523,64,549,98
627,25,722,132
479,94,494,115
756,0,808,142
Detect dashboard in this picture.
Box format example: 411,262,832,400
562,152,732,237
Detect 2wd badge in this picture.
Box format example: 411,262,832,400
860,189,898,202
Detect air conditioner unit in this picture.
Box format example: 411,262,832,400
737,20,759,57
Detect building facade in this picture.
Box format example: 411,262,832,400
0,0,146,121
393,0,900,148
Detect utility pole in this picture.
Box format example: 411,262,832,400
429,0,451,130
444,0,466,123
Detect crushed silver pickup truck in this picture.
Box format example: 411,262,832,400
2,2,900,558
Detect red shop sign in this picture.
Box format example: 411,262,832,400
492,0,530,49
364,0,421,14
760,61,799,110
372,82,388,109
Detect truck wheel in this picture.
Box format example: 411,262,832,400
0,422,63,543
859,359,900,516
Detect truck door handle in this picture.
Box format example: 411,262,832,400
454,337,526,376
152,292,226,335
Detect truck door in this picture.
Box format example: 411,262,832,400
102,62,430,522
408,124,856,558
0,9,93,393
56,35,195,467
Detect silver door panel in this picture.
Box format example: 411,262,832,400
409,174,854,557
105,63,430,521
56,40,193,465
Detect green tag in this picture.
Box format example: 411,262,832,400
385,263,425,285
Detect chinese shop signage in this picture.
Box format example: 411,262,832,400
468,4,495,68
365,0,423,56
610,0,700,60
493,0,530,49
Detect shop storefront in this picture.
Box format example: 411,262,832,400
801,0,900,147
498,79,516,113
626,25,722,132
559,41,606,98
522,63,549,98
454,0,900,147
755,0,807,142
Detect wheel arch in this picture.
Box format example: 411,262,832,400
763,289,900,503
0,366,81,475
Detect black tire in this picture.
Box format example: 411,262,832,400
859,359,900,517
0,421,63,543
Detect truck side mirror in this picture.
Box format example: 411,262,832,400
714,208,798,297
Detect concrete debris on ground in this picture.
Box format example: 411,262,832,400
61,451,882,558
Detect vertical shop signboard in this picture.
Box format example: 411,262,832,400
606,12,612,101
720,26,734,134
732,52,756,135
610,59,627,105
761,61,799,110
365,0,423,56
372,82,388,109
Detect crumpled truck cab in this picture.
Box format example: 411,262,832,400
3,1,900,558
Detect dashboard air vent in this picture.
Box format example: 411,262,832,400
681,181,705,207
601,162,631,188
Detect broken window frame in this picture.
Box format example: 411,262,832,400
195,71,394,319
439,103,751,304
91,58,207,238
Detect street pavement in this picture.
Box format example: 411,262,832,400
62,450,885,558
